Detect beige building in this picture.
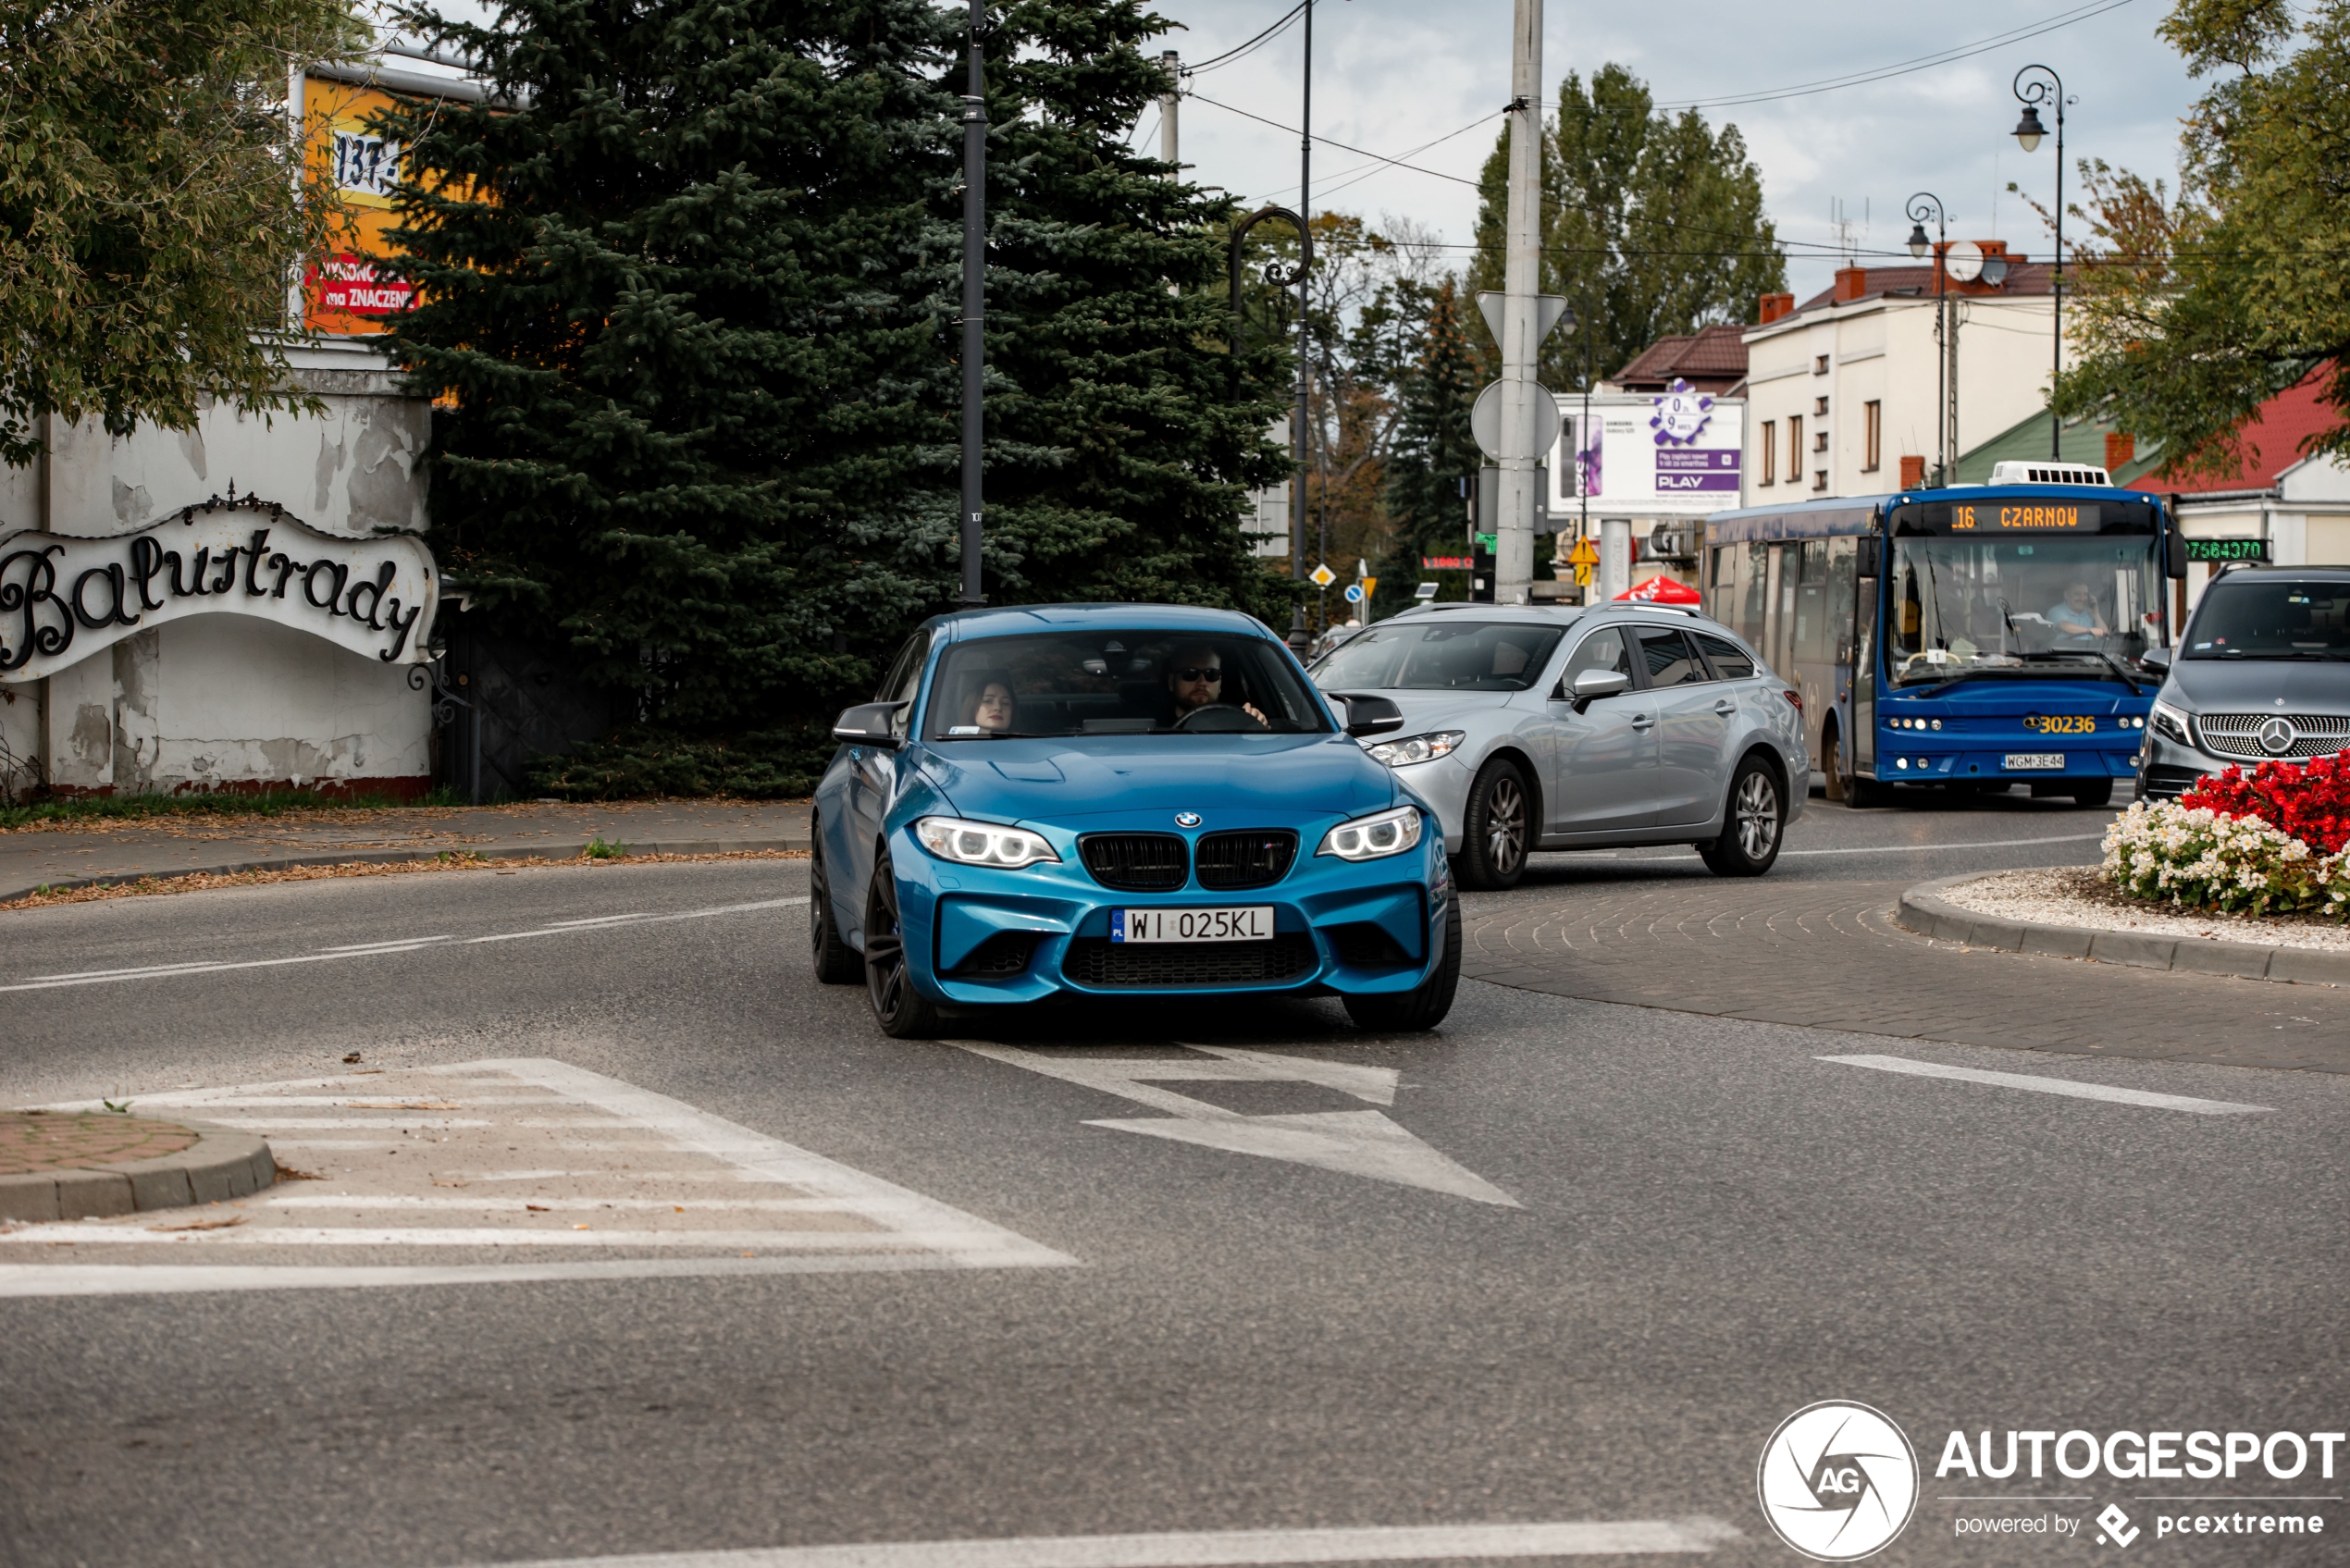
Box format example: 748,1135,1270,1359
1738,244,2062,502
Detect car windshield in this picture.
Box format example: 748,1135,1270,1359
925,630,1331,739
1887,535,2161,685
1309,621,1566,692
2183,579,2350,659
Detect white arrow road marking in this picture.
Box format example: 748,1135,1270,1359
953,1044,1519,1207
1820,1054,2272,1115
439,1518,1743,1568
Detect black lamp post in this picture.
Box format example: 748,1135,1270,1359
2012,64,2066,461
1906,192,1947,488
958,0,986,606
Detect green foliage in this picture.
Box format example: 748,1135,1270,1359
0,786,460,832
1376,278,1480,613
526,724,838,800
0,0,366,466
2052,0,2350,476
382,0,1293,756
1468,64,1786,389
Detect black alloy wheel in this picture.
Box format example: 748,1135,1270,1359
810,828,861,984
1699,756,1786,877
1342,899,1463,1033
1458,757,1531,890
863,852,942,1038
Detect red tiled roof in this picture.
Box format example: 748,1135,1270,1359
1787,257,2058,315
1613,322,1749,389
2124,368,2338,495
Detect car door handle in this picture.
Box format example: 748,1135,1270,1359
1713,699,1738,716
1630,714,1655,730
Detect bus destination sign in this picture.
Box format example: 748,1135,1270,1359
1950,501,2100,531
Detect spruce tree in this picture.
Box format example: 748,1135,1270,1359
1376,279,1480,613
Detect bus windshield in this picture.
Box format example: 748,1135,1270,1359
1887,534,2160,685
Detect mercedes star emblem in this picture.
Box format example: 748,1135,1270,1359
2257,716,2297,756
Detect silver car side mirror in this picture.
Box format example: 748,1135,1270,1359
1567,669,1630,714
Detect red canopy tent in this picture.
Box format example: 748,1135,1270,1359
1614,574,1702,605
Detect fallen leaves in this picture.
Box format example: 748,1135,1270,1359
148,1215,244,1232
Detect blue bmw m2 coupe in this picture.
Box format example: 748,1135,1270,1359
810,603,1458,1037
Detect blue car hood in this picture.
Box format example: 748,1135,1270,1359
915,734,1396,827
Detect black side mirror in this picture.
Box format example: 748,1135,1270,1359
1330,692,1404,738
1856,535,1883,579
833,700,909,747
2163,523,2190,580
1567,668,1631,714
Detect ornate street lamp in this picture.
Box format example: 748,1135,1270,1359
2011,66,2066,459
1908,192,1948,488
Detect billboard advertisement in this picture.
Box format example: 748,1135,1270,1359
1548,381,1744,515
302,77,415,336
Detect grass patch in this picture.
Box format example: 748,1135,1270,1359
0,785,469,832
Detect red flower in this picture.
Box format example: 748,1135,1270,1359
2181,748,2350,853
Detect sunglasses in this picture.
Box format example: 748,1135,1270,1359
1172,667,1223,682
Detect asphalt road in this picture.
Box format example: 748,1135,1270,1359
1,795,2343,1568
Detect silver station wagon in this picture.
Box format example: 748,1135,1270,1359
1309,601,1810,888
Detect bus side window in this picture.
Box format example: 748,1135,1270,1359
1826,538,1858,665
1795,540,1828,664
1740,541,1769,637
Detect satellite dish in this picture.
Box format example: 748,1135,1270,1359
1945,240,1984,284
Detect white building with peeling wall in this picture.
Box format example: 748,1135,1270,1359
0,339,438,800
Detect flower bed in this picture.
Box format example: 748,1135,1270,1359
2103,753,2350,921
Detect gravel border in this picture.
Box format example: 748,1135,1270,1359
1898,870,2350,986
0,1119,276,1224
0,835,810,907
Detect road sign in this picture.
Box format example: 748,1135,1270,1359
1469,380,1565,463
1567,537,1599,566
1308,562,1336,587
1360,576,1377,600
1342,584,1365,605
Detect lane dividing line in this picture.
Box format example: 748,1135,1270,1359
439,1519,1744,1568
1819,1054,2271,1115
0,895,810,994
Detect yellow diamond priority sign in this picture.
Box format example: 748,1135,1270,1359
1308,562,1337,587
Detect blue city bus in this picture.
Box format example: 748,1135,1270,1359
1701,482,2184,807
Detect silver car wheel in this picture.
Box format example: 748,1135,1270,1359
1735,770,1780,860
1486,773,1526,873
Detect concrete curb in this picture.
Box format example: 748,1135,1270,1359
1897,870,2350,987
0,835,811,907
0,1119,276,1224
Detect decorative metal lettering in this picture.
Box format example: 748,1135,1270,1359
0,487,437,681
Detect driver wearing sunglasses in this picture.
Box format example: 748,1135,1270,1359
1165,643,1268,727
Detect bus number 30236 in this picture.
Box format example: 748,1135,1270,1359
2023,714,2097,735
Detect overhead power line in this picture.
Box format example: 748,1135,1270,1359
1182,1,1308,74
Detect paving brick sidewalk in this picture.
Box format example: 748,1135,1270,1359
1459,874,2350,1074
0,797,811,903
0,1112,196,1173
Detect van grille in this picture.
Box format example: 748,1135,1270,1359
1194,831,1297,890
2195,712,2350,761
1079,833,1188,891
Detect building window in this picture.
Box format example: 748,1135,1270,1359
1788,415,1803,478
1814,429,1829,453
1814,395,1829,416
1761,422,1776,485
1812,469,1829,492
1862,401,1882,472
1813,354,1830,375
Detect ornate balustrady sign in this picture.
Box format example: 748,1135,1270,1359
0,490,437,683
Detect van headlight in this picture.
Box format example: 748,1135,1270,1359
2150,698,2193,746
913,817,1060,869
1364,730,1466,767
1317,805,1425,861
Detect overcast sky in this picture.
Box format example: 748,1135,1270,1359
1150,0,2197,308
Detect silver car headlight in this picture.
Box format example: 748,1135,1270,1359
913,816,1060,869
1317,805,1426,861
1364,729,1466,767
2150,698,2192,746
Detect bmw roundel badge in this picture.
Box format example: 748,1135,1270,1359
1174,811,1203,828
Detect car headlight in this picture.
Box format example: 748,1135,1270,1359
2150,698,2192,746
1364,729,1466,767
913,816,1060,869
1317,805,1426,861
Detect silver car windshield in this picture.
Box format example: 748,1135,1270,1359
1888,535,2160,685
2183,580,2350,660
1311,622,1566,693
925,632,1332,739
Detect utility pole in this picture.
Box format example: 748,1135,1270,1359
958,0,986,607
1492,0,1542,605
1159,51,1179,167
1292,1,1314,588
